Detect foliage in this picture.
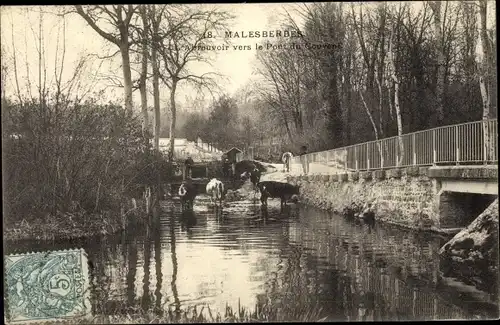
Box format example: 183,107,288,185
2,98,163,224
250,2,497,153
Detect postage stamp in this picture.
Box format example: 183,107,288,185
4,249,92,324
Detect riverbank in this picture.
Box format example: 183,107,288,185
75,301,326,324
3,201,150,242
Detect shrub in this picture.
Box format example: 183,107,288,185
2,98,164,225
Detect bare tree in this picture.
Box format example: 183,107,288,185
139,5,149,137
9,13,23,104
150,5,162,153
388,4,405,166
153,5,232,162
429,1,445,124
75,5,138,113
477,0,493,161
255,49,297,143
351,3,388,139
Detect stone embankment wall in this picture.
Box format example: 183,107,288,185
287,166,441,232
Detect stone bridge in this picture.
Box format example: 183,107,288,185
285,165,497,234
249,119,498,234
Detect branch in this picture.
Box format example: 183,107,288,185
88,49,121,60
75,5,119,45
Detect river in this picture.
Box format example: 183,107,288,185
5,195,498,321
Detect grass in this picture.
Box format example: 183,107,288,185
75,299,328,324
3,204,151,242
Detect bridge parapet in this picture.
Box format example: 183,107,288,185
290,119,497,175
428,165,497,180
287,164,498,233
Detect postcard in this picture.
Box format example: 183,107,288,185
2,3,498,323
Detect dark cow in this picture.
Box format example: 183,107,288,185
235,160,266,176
257,181,300,209
241,168,261,187
250,168,261,186
178,179,197,211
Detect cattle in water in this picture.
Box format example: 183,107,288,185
235,160,266,177
206,178,224,206
257,181,300,209
240,168,261,188
178,180,197,211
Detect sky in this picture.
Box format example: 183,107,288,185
1,2,496,113
0,4,302,112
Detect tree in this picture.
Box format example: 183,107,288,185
181,112,206,142
477,0,493,161
152,5,232,162
205,95,239,150
430,1,445,125
388,16,404,166
149,4,162,153
75,5,138,113
139,5,150,137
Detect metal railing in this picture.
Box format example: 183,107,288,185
290,119,498,174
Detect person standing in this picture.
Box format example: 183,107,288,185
299,145,309,175
281,151,293,173
222,156,230,178
184,156,194,180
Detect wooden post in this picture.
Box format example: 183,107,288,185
483,120,488,164
355,146,359,171
396,140,400,167
344,148,348,171
380,141,384,169
412,133,417,165
367,143,371,170
455,125,460,165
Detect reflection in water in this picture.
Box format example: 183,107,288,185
153,207,163,315
170,214,181,316
261,205,269,221
180,209,197,234
5,200,498,321
141,225,152,311
126,228,138,307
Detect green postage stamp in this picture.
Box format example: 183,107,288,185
5,249,92,324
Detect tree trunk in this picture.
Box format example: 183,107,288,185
389,26,404,166
343,36,354,146
478,0,492,161
151,6,160,153
360,89,383,165
325,59,343,148
430,1,445,124
120,41,134,113
168,79,178,163
359,90,379,141
140,6,149,137
375,71,384,138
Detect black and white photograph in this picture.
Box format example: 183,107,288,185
2,2,498,323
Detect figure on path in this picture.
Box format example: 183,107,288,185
184,156,194,180
281,151,293,173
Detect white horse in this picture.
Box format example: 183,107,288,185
281,152,294,172
206,178,224,206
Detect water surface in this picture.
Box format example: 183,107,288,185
5,196,498,321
